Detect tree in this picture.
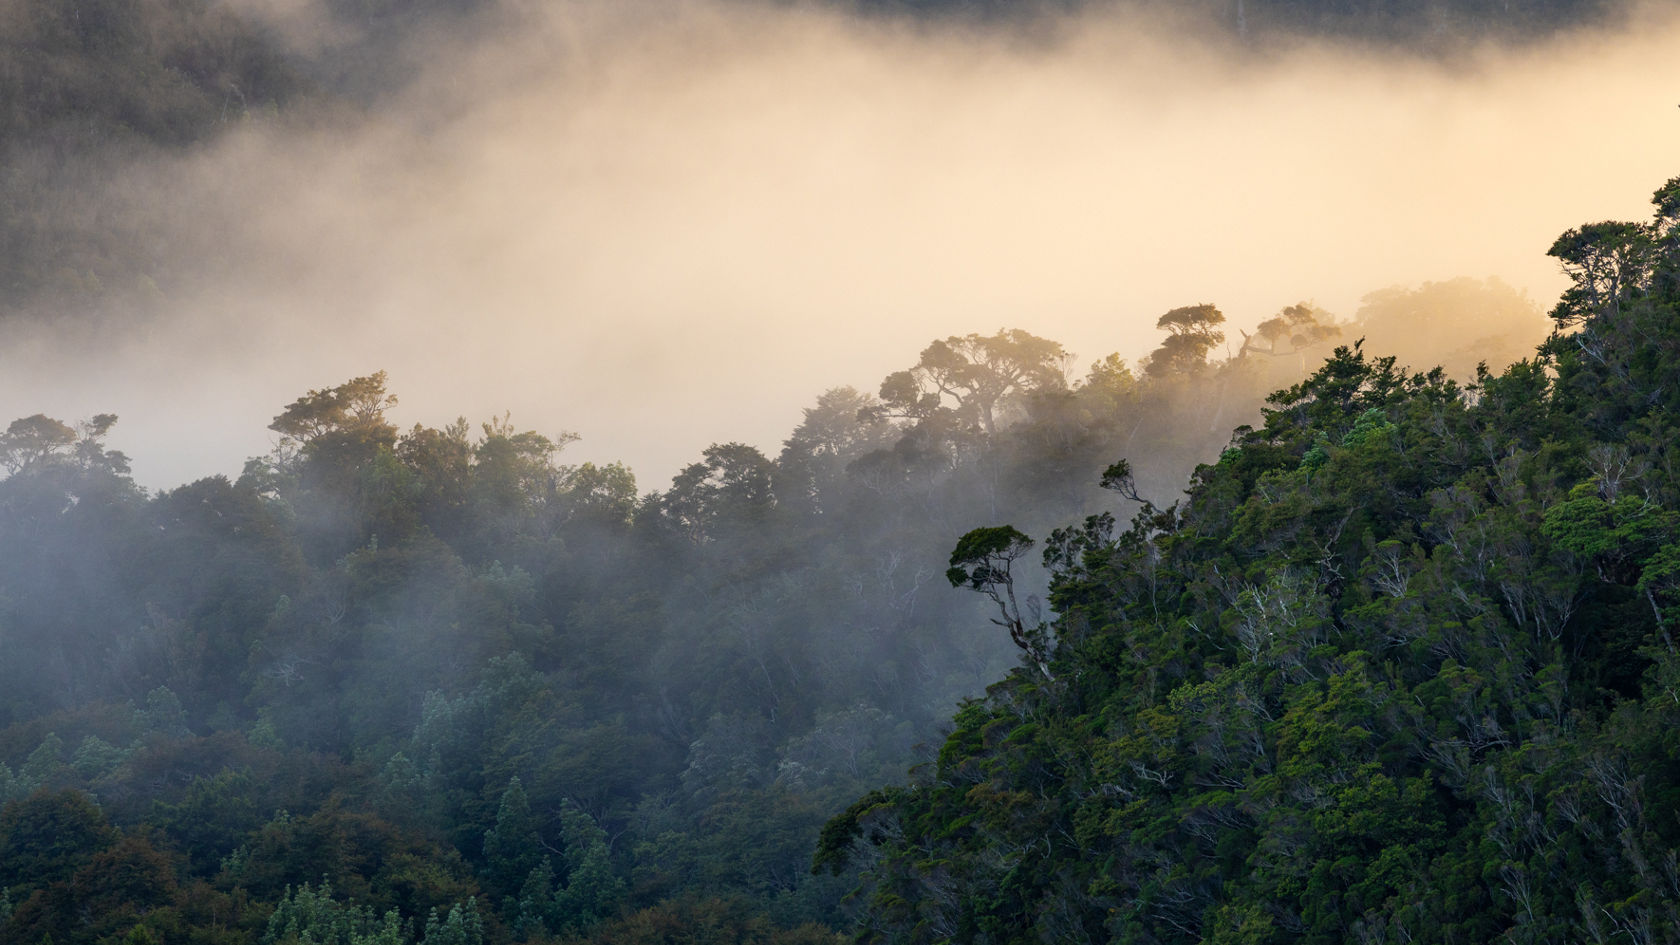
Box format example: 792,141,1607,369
270,372,399,447
876,329,1070,436
471,413,578,520
947,525,1048,674
0,415,74,474
659,443,776,543
1144,304,1226,378
550,800,626,933
778,387,896,514
1079,353,1140,406
262,880,410,945
397,418,475,539
1240,302,1341,366
260,372,412,555
482,776,542,898
419,900,483,945
267,371,401,492
0,789,117,889
560,462,639,527
1547,220,1656,327
783,387,895,464
0,413,129,478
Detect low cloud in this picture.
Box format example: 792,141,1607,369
5,0,1679,489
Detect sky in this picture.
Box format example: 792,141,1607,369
4,0,1680,491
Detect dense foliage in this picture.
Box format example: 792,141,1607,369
0,271,1541,943
818,176,1680,944
3,2,1624,941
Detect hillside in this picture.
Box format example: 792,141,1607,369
0,2,1665,943
818,174,1680,943
0,261,1550,942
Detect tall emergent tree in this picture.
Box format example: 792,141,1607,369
1144,303,1226,377
876,329,1070,435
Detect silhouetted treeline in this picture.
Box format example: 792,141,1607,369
0,274,1543,942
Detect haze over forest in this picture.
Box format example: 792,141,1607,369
4,0,1680,487
9,1,1680,944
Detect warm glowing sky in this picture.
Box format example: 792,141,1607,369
6,0,1680,490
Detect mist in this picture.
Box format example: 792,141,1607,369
4,0,1679,489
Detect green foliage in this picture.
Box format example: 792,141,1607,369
10,169,1680,945
826,172,1680,945
944,526,1033,593
0,789,117,889
947,526,1048,669
69,735,130,780
136,687,190,738
418,900,484,945
550,801,626,933
150,769,263,875
810,789,898,878
481,777,540,899
659,443,777,543
19,733,68,791
122,928,161,945
262,881,410,945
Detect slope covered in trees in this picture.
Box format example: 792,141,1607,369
817,175,1680,943
0,264,1542,943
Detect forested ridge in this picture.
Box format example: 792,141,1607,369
0,255,1547,942
2,1,1668,943
816,176,1680,943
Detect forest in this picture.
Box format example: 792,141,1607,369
1,263,1549,943
5,0,1678,943
814,180,1680,943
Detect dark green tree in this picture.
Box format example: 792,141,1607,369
482,776,542,900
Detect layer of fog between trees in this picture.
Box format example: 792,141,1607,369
3,0,1680,491
7,6,1680,939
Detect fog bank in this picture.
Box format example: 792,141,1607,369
4,0,1678,489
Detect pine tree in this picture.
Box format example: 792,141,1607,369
482,776,541,898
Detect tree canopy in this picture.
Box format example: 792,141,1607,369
818,171,1680,945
